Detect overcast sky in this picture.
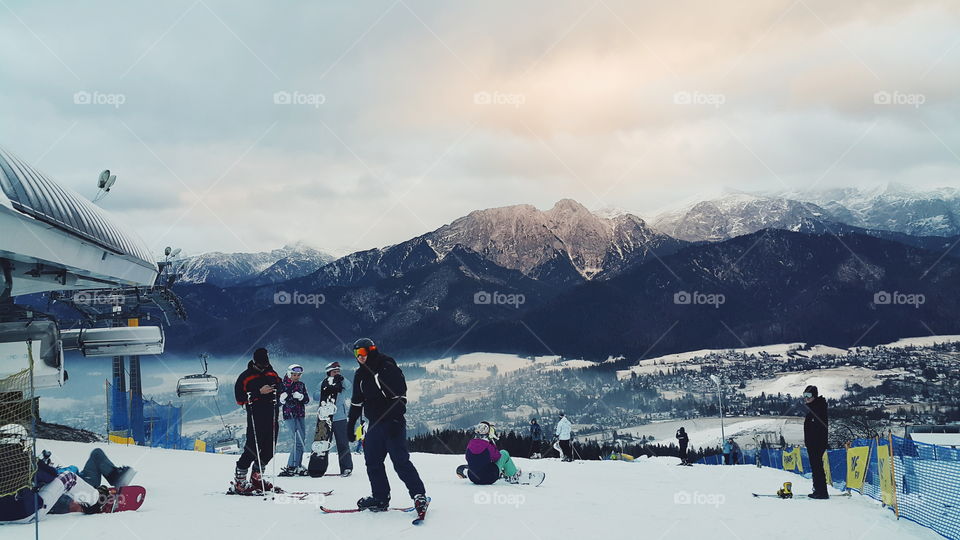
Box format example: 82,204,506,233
2,0,959,257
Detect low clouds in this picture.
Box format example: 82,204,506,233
1,0,958,257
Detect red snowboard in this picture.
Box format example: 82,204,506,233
99,486,147,513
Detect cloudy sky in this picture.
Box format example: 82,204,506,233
2,0,959,257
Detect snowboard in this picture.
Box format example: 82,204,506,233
308,401,337,477
79,486,146,513
752,492,851,498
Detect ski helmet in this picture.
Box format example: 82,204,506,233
325,361,341,374
475,421,498,440
352,338,376,357
287,364,304,376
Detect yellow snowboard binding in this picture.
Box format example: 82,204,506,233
777,481,793,499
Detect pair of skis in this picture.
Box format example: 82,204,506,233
752,492,852,498
320,497,431,525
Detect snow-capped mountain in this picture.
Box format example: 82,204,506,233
785,184,960,237
306,199,684,287
651,193,831,242
175,242,334,287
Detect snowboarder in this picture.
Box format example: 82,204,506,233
319,361,353,476
803,384,829,499
346,338,428,519
676,427,689,464
529,418,543,458
464,422,522,484
278,364,310,477
0,425,104,522
231,348,282,494
556,412,573,462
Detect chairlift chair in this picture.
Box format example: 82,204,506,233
176,353,218,397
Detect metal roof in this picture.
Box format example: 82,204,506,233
0,146,154,268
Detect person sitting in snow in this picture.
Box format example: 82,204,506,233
463,422,522,484
0,425,135,522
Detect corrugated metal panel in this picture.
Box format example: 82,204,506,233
0,146,154,267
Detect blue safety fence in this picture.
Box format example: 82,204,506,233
698,436,960,540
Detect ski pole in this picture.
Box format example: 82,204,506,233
247,392,267,496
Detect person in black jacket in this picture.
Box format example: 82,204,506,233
346,338,427,515
676,427,690,464
802,384,829,499
231,348,282,494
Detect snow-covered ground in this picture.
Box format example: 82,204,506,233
6,440,938,540
615,342,847,378
741,367,906,398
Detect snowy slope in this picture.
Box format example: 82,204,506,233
7,440,938,540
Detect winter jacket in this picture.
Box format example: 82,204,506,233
234,361,282,411
722,441,732,454
0,458,58,522
465,437,501,485
676,430,689,445
530,423,543,441
317,374,352,422
803,396,829,449
279,376,310,420
347,350,407,429
555,416,572,440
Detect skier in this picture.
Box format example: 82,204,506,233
529,418,543,458
555,412,573,462
676,427,689,464
729,438,741,465
463,422,522,484
722,438,732,465
278,364,310,477
319,361,353,476
346,338,428,518
231,348,282,494
0,425,104,522
803,384,829,499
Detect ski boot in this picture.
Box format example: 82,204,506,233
251,470,274,492
777,482,793,499
413,493,429,521
357,495,389,512
229,467,259,495
277,466,297,477
341,468,352,478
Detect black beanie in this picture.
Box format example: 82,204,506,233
253,348,269,366
803,385,818,398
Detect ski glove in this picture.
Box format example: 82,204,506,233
279,392,289,404
292,391,304,401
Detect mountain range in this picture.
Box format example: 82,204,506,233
153,186,960,360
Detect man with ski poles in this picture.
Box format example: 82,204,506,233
230,347,282,494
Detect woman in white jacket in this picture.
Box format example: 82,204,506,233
555,413,573,462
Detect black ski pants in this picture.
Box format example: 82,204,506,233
237,404,279,471
809,445,828,495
